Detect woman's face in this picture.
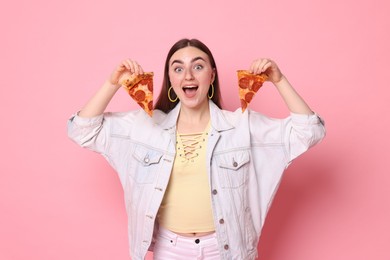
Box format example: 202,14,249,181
168,46,215,110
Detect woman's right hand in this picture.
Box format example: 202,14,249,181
109,59,144,86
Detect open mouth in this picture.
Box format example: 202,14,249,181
182,85,198,97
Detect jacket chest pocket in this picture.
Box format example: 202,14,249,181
130,145,163,184
215,150,250,188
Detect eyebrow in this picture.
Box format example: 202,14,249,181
170,56,206,66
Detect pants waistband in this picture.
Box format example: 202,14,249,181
157,227,216,246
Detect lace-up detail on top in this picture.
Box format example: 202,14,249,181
177,132,208,162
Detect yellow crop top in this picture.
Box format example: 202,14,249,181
157,123,215,233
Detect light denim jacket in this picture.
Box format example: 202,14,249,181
67,101,325,260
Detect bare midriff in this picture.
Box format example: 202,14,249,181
174,231,216,237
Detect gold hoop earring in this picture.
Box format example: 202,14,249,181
208,83,214,99
168,86,178,102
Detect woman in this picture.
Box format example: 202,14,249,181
68,38,325,259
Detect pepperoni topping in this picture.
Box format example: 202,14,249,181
133,90,146,102
138,102,145,108
251,81,263,92
239,77,250,89
245,92,254,103
148,100,153,111
147,80,153,92
129,86,136,95
240,99,247,110
139,79,153,92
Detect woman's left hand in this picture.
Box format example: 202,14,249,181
249,58,284,84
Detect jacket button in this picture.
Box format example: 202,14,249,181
144,158,150,163
219,219,224,224
212,189,218,195
233,161,238,167
224,244,229,250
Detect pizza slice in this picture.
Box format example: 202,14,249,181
120,72,154,116
237,70,268,112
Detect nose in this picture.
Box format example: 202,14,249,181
185,69,194,80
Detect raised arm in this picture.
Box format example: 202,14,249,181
250,58,313,115
78,59,144,118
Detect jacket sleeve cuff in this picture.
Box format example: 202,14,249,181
69,112,104,128
290,112,325,126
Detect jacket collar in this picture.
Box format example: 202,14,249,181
158,100,234,132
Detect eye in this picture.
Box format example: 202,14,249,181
174,67,183,73
194,64,203,70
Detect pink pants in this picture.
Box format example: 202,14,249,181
153,227,221,260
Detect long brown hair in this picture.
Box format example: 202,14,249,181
154,38,222,113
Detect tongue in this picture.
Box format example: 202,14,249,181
184,88,197,98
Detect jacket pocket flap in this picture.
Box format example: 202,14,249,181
218,151,250,170
132,146,163,166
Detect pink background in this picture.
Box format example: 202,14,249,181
1,0,389,259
